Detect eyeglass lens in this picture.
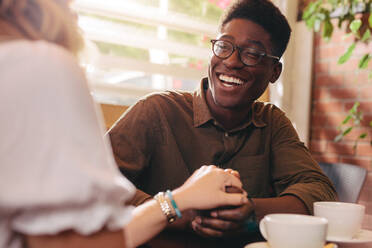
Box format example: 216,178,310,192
213,40,263,66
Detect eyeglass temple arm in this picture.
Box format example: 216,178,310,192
266,54,280,60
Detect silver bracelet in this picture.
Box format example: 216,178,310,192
154,192,177,223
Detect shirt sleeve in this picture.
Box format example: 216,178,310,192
108,97,159,205
0,41,135,236
269,108,337,214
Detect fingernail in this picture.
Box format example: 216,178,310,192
211,211,217,217
242,197,248,203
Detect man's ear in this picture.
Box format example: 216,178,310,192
269,62,282,83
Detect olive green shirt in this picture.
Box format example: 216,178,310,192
109,78,337,214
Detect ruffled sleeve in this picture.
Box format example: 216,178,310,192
0,41,135,236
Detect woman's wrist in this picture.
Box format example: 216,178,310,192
171,188,189,212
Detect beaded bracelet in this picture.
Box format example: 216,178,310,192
166,190,182,218
154,192,177,223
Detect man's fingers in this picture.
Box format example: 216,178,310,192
211,205,249,221
194,216,241,231
191,220,224,238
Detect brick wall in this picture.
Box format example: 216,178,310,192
309,23,372,229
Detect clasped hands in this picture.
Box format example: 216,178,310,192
191,169,255,238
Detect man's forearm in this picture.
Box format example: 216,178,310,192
130,189,153,206
253,195,309,220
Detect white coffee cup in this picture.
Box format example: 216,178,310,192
259,214,328,248
314,201,365,240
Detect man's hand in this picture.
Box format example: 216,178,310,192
191,185,253,238
191,202,254,238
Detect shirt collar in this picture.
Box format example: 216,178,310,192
193,78,267,129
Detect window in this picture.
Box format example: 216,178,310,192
73,0,228,105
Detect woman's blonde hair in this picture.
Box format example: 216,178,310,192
0,0,83,54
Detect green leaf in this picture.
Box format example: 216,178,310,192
343,126,353,136
306,15,317,29
349,19,362,34
359,133,367,139
338,43,356,64
323,19,334,38
349,102,360,114
358,54,371,69
361,29,371,42
302,1,321,20
369,12,372,28
342,115,352,124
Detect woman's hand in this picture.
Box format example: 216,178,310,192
172,165,247,212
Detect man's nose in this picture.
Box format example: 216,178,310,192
222,49,245,69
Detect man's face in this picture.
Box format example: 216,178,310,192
207,18,282,110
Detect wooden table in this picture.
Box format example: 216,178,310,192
139,229,264,248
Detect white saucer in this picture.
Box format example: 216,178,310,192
244,241,340,248
327,229,372,244
244,242,269,248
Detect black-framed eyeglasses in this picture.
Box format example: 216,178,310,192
211,39,280,66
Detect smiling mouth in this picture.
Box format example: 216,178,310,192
219,74,246,88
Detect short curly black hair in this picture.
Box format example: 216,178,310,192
220,0,291,58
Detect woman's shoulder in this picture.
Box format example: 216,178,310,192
0,39,84,89
0,39,78,68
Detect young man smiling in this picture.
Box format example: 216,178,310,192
108,0,337,246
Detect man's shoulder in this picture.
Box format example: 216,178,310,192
139,90,194,109
253,101,286,117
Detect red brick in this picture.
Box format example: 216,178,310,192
329,57,361,73
340,156,372,170
314,74,344,87
311,113,348,127
345,101,372,114
340,128,371,142
365,172,372,186
311,127,339,141
363,202,372,215
328,87,359,100
356,143,372,156
329,44,349,59
327,141,356,156
344,71,371,85
327,113,351,127
360,86,372,99
311,115,328,127
312,154,339,164
353,42,372,58
314,33,323,47
310,140,328,153
362,214,372,230
314,101,344,113
315,46,330,60
314,61,329,74
312,88,324,101
361,114,372,126
358,186,372,202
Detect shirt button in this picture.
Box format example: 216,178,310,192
225,132,229,137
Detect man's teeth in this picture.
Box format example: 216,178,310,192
219,75,245,85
